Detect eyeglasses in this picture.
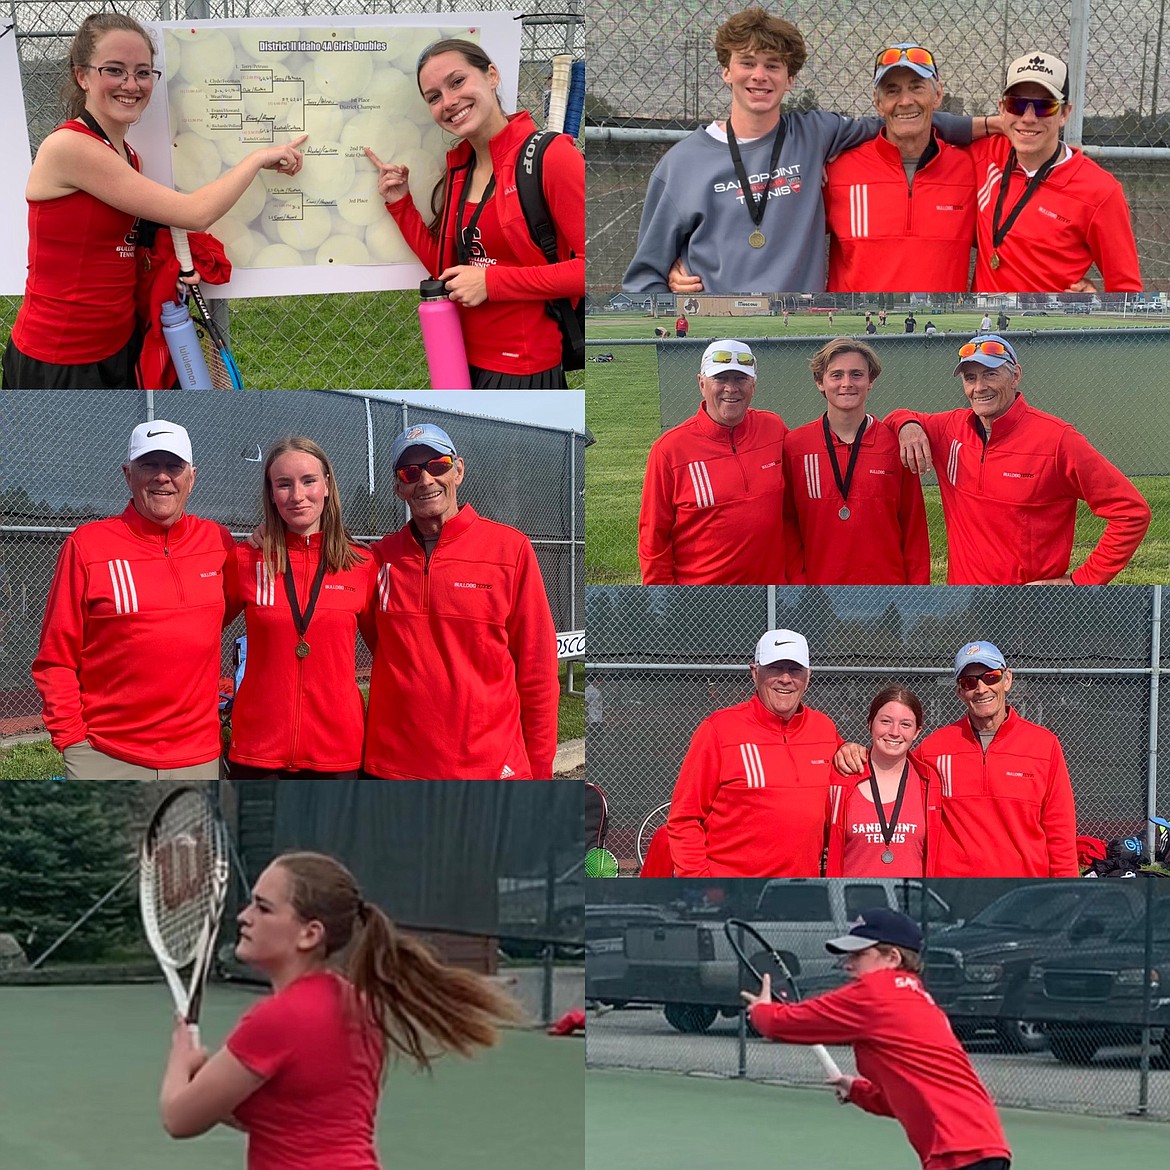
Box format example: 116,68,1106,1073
1001,94,1064,118
87,64,162,83
957,340,1013,360
957,669,1005,691
706,350,756,368
874,46,937,73
395,455,455,484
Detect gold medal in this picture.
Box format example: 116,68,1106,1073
295,639,310,659
990,252,1000,270
748,230,766,249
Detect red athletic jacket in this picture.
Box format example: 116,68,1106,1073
782,414,930,584
824,750,942,877
11,123,142,363
886,393,1150,584
32,504,235,768
668,696,841,876
639,405,787,584
918,708,1079,877
969,137,1141,291
226,539,378,773
364,505,558,780
387,111,584,375
750,969,1011,1170
824,131,975,292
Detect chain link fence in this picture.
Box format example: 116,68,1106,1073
0,389,584,736
585,0,1170,291
586,584,1167,865
584,876,1170,1121
584,326,1170,583
2,0,584,388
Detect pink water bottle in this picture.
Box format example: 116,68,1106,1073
418,279,472,389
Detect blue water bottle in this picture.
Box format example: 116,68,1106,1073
161,299,213,390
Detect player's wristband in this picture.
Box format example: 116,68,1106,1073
983,114,990,137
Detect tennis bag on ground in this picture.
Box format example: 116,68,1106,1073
516,130,585,371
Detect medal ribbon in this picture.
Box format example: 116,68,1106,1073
990,143,1064,254
726,116,788,235
283,546,328,646
822,413,868,510
867,759,910,853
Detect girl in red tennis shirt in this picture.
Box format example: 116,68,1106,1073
366,38,584,388
159,851,523,1169
225,438,377,780
744,908,1011,1170
824,685,942,877
3,12,305,390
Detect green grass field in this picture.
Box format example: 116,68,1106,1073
584,320,1170,584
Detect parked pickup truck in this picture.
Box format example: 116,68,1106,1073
923,879,1147,1054
1018,888,1170,1063
592,878,953,1033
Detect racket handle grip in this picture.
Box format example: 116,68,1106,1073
813,1044,842,1079
186,1022,201,1046
170,226,196,279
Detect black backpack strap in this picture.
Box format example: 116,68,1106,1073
516,131,561,264
515,130,584,370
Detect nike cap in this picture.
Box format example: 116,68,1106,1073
754,629,810,670
127,420,192,464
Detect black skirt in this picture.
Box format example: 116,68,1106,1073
469,363,568,389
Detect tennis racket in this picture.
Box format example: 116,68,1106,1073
547,55,586,138
139,785,230,1043
170,227,244,390
724,918,842,1079
585,847,620,877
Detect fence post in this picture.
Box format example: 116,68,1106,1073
1148,586,1162,858
1066,0,1092,146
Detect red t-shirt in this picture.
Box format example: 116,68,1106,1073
457,195,561,374
228,971,383,1170
840,767,927,877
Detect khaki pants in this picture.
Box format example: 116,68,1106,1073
63,741,220,781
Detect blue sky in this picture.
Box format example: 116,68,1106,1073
368,390,584,432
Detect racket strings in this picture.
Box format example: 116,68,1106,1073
144,798,221,965
191,317,236,391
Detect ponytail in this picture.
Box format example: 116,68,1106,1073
350,903,525,1071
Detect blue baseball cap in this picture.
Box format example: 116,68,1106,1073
389,423,457,469
825,908,924,954
873,42,939,88
952,334,1019,376
953,640,1007,679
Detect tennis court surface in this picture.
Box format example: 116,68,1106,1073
1,982,582,1170
586,1067,1170,1170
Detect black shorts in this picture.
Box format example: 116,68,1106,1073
469,363,568,389
956,1159,1010,1170
226,761,360,781
2,329,143,389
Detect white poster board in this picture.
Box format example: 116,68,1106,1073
1,24,34,296
135,13,522,297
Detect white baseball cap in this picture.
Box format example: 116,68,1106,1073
754,629,810,669
1003,52,1069,102
127,420,192,464
700,339,757,380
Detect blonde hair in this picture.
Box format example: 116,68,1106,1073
810,337,883,383
260,437,364,578
278,852,525,1071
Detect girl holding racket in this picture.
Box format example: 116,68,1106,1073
824,686,942,878
743,908,1012,1170
225,438,376,780
3,12,306,390
160,851,523,1164
365,38,584,388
